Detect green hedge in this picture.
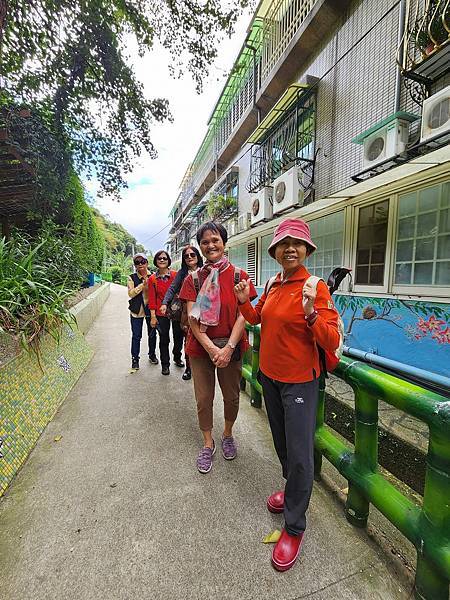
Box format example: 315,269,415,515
67,172,105,281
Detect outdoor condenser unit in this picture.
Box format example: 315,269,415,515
237,212,251,233
272,167,304,216
420,85,450,144
250,187,273,226
362,119,410,169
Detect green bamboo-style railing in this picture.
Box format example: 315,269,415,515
242,324,450,600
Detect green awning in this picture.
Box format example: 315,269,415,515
352,111,419,145
246,84,310,145
190,202,206,217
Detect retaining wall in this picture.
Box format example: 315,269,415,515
0,283,110,497
70,282,110,334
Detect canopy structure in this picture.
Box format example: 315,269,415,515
351,111,419,145
246,84,310,144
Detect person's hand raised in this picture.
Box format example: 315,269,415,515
234,278,251,304
302,280,317,316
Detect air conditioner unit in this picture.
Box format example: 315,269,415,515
237,212,251,233
250,187,273,226
362,119,410,169
272,167,304,216
421,85,450,144
228,219,238,237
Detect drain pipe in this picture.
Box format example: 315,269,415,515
394,0,407,111
342,345,450,395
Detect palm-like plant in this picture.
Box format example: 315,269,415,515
0,235,74,359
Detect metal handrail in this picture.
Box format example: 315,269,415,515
242,323,450,600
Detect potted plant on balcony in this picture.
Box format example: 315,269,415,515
415,0,448,58
207,194,237,219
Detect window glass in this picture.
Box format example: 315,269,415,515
398,192,416,217
229,243,247,272
395,180,450,286
305,211,345,280
260,234,279,283
355,200,389,286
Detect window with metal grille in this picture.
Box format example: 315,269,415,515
215,170,239,199
248,92,315,193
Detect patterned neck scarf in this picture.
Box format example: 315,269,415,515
156,270,171,281
190,256,229,331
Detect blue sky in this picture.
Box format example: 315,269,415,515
87,12,251,254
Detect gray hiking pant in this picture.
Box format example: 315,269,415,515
259,371,319,535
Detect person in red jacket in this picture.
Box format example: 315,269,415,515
148,250,184,376
234,218,340,573
179,222,257,474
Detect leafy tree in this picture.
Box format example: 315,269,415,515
0,106,71,220
1,0,249,199
93,208,139,257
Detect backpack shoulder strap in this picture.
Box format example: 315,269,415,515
233,266,241,285
130,272,140,286
305,275,323,291
264,274,279,296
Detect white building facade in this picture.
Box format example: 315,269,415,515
168,0,450,379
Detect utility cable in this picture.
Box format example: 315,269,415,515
138,221,172,246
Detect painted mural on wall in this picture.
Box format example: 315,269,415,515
334,294,450,378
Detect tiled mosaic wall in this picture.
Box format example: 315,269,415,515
0,326,93,497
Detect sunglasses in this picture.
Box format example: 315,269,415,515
184,252,197,259
134,259,147,266
157,256,168,261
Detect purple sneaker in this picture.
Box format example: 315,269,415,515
197,440,216,474
221,435,237,460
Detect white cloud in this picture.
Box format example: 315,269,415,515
89,11,251,254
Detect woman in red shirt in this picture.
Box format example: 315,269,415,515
148,250,184,376
234,218,340,573
179,222,257,474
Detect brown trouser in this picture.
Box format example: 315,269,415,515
190,356,242,431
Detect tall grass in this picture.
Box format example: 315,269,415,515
0,235,75,357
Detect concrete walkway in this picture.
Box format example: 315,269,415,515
0,284,412,599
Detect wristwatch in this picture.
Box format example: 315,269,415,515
305,310,318,323
227,341,236,349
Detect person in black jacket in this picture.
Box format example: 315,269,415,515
127,253,158,370
160,245,203,380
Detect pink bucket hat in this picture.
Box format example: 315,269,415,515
268,218,317,258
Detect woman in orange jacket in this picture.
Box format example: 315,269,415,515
234,218,340,573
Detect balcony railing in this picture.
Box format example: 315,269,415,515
178,0,319,209
260,0,315,82
399,0,450,83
